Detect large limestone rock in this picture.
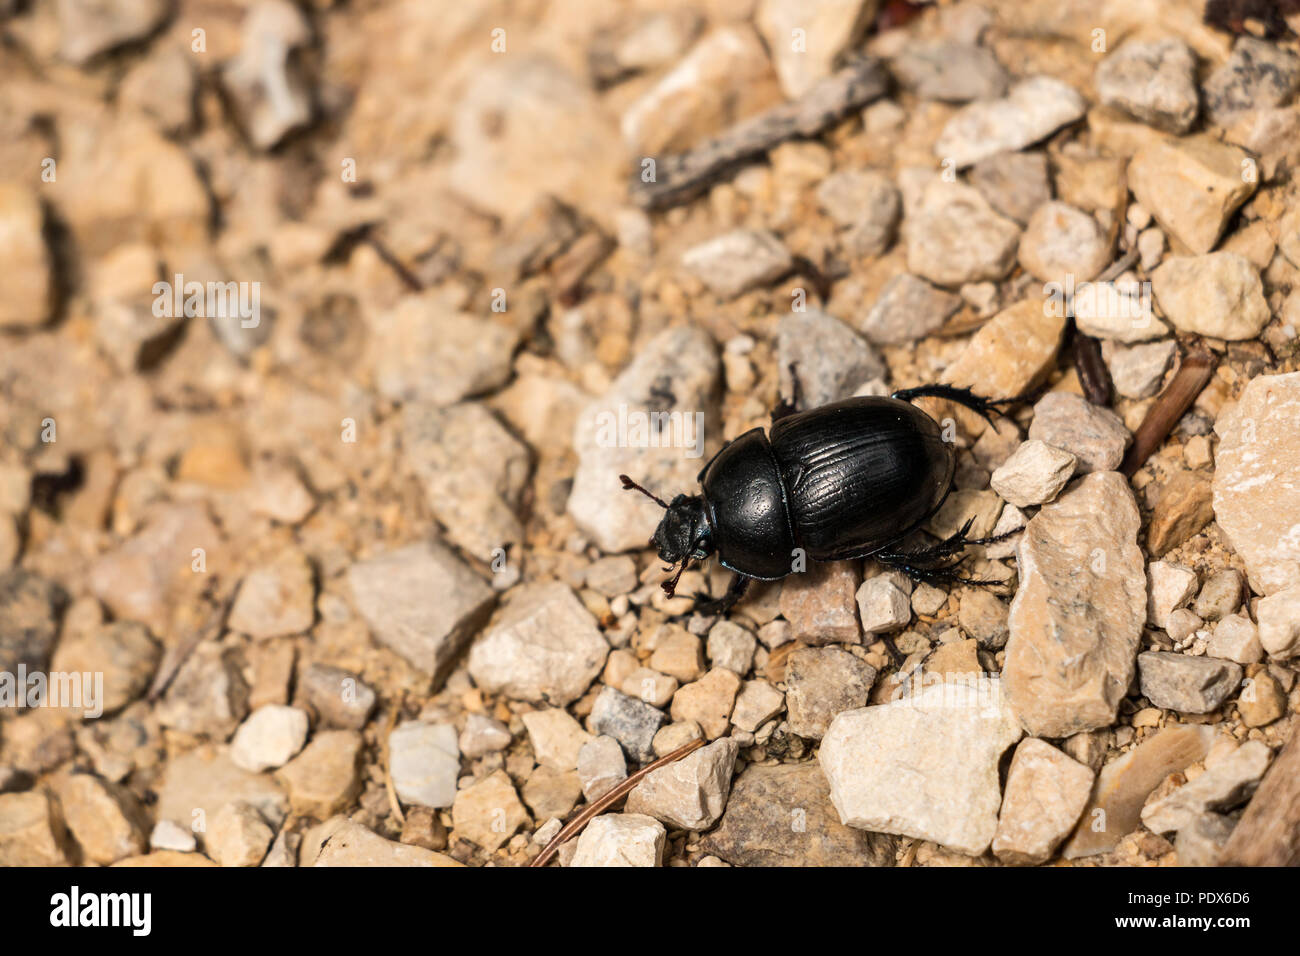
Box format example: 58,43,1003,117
1003,472,1146,737
818,679,1023,856
1213,372,1300,595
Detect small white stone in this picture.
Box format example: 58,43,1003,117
230,705,310,773
706,620,757,675
856,576,912,634
1257,586,1300,660
990,439,1077,508
389,721,460,809
681,229,792,299
521,708,593,771
149,819,197,853
577,735,628,801
1206,614,1263,665
1147,561,1199,630
568,813,665,867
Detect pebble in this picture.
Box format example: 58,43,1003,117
815,170,900,258
567,326,719,552
1166,608,1203,645
150,820,197,853
276,730,363,819
50,620,159,717
820,679,1023,856
1203,37,1300,126
585,556,639,598
0,791,68,866
1018,202,1111,283
1151,253,1269,340
389,721,460,809
221,0,314,150
1147,561,1198,629
681,229,793,300
299,664,376,730
778,561,861,644
646,624,705,683
1257,586,1300,660
1207,614,1263,665
626,737,738,830
700,761,896,866
1103,339,1177,399
1175,811,1236,867
568,813,665,867
0,570,66,675
1148,471,1214,556
313,820,460,867
1138,652,1242,713
0,184,51,330
349,541,496,684
1073,281,1169,343
859,273,964,346
1093,38,1199,133
209,801,274,867
57,0,168,65
622,25,780,156
589,687,667,763
990,439,1077,508
992,738,1095,865
521,765,582,821
621,667,679,708
403,402,530,565
778,310,886,408
1061,724,1214,858
155,749,287,847
706,620,757,675
967,151,1052,226
1193,569,1244,622
1238,669,1286,727
229,549,315,640
1027,392,1130,473
55,774,147,865
855,576,912,634
370,292,520,406
730,679,785,733
522,709,593,771
1128,136,1256,255
450,769,529,853
652,720,703,757
670,668,741,740
934,76,1087,168
1213,373,1300,595
890,42,1008,102
784,646,876,740
577,736,627,801
1141,741,1272,834
938,299,1066,424
458,713,513,759
230,705,310,773
911,582,948,617
957,588,1010,649
1004,472,1146,737
156,642,250,738
467,581,607,705
905,182,1021,287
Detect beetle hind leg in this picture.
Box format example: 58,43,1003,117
891,384,1015,427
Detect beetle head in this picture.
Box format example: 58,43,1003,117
618,475,714,597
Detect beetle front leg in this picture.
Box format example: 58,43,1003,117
691,573,751,617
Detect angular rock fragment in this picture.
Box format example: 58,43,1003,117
1137,652,1242,714
935,76,1086,168
1027,392,1130,473
1151,253,1269,340
990,439,1077,508
992,738,1094,865
1094,38,1199,133
568,813,665,867
1128,137,1256,255
1141,740,1271,834
785,646,876,740
626,737,738,830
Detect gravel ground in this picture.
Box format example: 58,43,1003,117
1,0,1300,868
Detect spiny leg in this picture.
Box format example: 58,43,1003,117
875,518,1019,568
890,384,1015,428
875,554,1002,588
691,573,751,617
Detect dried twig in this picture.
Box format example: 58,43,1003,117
382,693,407,827
1072,326,1113,406
630,57,889,211
1121,341,1218,477
529,738,705,867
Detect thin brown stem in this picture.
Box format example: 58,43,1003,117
529,737,705,867
1121,342,1217,477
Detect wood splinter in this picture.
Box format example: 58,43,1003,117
1120,341,1218,477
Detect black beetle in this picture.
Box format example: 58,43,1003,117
620,383,1012,616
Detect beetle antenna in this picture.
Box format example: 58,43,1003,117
619,474,669,509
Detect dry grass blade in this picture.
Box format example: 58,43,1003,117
529,737,705,867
